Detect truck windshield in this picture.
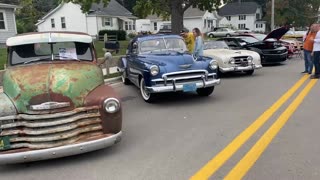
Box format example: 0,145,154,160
10,42,93,65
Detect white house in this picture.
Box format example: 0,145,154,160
36,0,137,37
140,7,221,33
0,3,18,46
218,1,266,33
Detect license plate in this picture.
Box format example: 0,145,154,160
183,83,197,92
0,136,11,150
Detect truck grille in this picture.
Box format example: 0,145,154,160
0,106,103,151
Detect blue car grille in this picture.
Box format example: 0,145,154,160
152,70,216,86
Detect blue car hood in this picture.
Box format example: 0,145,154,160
138,53,208,72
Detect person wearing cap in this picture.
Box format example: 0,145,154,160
180,29,195,53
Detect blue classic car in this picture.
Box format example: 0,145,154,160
117,34,221,102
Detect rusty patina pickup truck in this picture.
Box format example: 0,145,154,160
0,32,122,164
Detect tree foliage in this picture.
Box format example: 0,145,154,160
62,0,110,12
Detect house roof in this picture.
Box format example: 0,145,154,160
36,0,136,26
218,2,259,16
88,0,136,18
147,7,207,20
0,3,18,9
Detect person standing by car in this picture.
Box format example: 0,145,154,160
180,29,195,53
311,24,320,79
302,24,317,74
193,28,204,58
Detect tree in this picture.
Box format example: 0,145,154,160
62,0,110,12
116,0,137,15
0,0,19,4
133,0,231,34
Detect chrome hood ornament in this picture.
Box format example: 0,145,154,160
179,64,192,69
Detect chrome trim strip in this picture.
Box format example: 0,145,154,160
0,131,122,164
30,102,71,111
152,73,216,82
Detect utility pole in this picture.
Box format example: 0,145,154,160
271,0,274,30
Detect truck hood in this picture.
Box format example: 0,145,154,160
3,62,104,114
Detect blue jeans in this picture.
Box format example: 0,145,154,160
313,51,320,75
304,50,313,73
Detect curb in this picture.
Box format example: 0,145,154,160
104,76,121,84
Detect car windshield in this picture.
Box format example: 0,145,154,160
139,38,187,54
204,41,229,50
10,42,93,65
238,37,260,43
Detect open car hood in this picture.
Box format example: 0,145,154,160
263,26,290,41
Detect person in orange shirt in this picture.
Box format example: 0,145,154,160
180,29,195,53
302,24,317,74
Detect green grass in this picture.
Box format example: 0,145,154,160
0,48,7,70
94,40,129,58
104,72,121,79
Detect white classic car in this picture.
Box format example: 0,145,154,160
203,41,262,76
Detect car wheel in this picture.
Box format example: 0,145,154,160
140,77,156,103
226,34,231,37
197,87,215,96
245,70,254,75
209,34,214,38
121,70,130,85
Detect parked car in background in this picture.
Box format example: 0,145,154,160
0,32,122,164
235,28,252,34
203,41,262,76
117,34,221,102
219,27,289,64
207,27,238,38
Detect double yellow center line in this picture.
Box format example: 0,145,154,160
191,74,318,180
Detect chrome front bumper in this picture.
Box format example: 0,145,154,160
220,64,262,73
147,79,221,93
0,131,122,164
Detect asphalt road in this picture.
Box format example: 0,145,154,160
1,56,320,180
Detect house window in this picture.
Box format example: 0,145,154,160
256,13,260,20
238,24,246,29
0,11,6,30
239,15,246,20
125,21,135,30
204,19,206,28
154,22,157,30
256,24,263,28
104,17,112,26
51,18,55,28
226,16,231,21
61,17,66,28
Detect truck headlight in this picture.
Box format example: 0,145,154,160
247,56,253,63
103,98,120,113
150,65,159,76
209,60,218,70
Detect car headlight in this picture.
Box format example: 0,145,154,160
150,65,159,76
229,57,235,64
209,60,218,70
247,56,253,63
103,98,120,113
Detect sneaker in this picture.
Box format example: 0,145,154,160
301,71,308,73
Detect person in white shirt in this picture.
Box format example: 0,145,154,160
311,24,320,79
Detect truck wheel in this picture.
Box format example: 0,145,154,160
197,87,215,96
140,78,156,103
122,70,131,85
245,70,254,75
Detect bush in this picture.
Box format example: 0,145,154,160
128,32,137,39
98,30,127,41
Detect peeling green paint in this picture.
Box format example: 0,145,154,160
3,63,104,113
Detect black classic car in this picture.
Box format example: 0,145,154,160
117,34,221,102
218,26,290,64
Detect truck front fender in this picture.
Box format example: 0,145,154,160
0,93,17,117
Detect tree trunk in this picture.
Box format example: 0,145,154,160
171,0,184,34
